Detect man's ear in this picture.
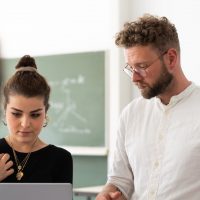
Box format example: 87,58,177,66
165,48,178,71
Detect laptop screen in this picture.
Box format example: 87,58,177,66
0,183,72,200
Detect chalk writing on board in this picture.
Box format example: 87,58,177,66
49,75,91,135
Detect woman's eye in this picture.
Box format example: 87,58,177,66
31,113,41,118
11,112,21,117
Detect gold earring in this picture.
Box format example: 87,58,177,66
43,116,49,127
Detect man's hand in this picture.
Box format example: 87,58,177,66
0,153,14,181
96,191,122,200
96,184,125,200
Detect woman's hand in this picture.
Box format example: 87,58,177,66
0,153,14,181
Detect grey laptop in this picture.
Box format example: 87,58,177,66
0,183,72,200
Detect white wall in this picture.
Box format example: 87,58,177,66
0,0,111,58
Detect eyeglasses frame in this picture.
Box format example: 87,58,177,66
123,50,168,78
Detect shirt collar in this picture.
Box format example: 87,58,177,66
156,82,196,110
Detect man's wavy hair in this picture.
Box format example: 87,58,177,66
115,14,180,54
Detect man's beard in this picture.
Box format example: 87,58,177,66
140,63,173,99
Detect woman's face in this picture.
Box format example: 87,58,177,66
5,95,46,145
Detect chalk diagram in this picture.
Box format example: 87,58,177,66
49,75,91,135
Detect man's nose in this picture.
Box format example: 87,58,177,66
132,70,143,82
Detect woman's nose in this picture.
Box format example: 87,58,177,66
20,117,31,128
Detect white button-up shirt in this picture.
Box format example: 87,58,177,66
107,83,200,200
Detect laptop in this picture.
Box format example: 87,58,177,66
0,183,72,200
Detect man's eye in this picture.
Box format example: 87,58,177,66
12,112,21,117
31,113,41,118
138,63,149,69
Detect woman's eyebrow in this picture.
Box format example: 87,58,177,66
10,107,22,112
10,107,43,113
30,108,43,113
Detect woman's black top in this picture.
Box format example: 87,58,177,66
0,138,73,183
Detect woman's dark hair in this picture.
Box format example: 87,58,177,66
3,55,50,112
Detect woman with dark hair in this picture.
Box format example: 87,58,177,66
0,55,73,183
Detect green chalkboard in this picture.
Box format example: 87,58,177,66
0,51,105,147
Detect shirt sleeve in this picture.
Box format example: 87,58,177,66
107,109,134,199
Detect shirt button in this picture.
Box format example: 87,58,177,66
150,190,155,196
159,134,163,140
154,161,159,168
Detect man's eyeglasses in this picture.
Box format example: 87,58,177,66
123,50,168,78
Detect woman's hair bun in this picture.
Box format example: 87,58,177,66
15,55,37,69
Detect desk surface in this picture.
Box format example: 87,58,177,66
73,185,103,196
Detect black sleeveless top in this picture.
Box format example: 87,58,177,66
0,138,73,183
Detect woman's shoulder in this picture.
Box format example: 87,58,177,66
0,137,5,143
0,138,9,151
39,144,72,158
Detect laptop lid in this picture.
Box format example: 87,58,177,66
0,183,72,200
